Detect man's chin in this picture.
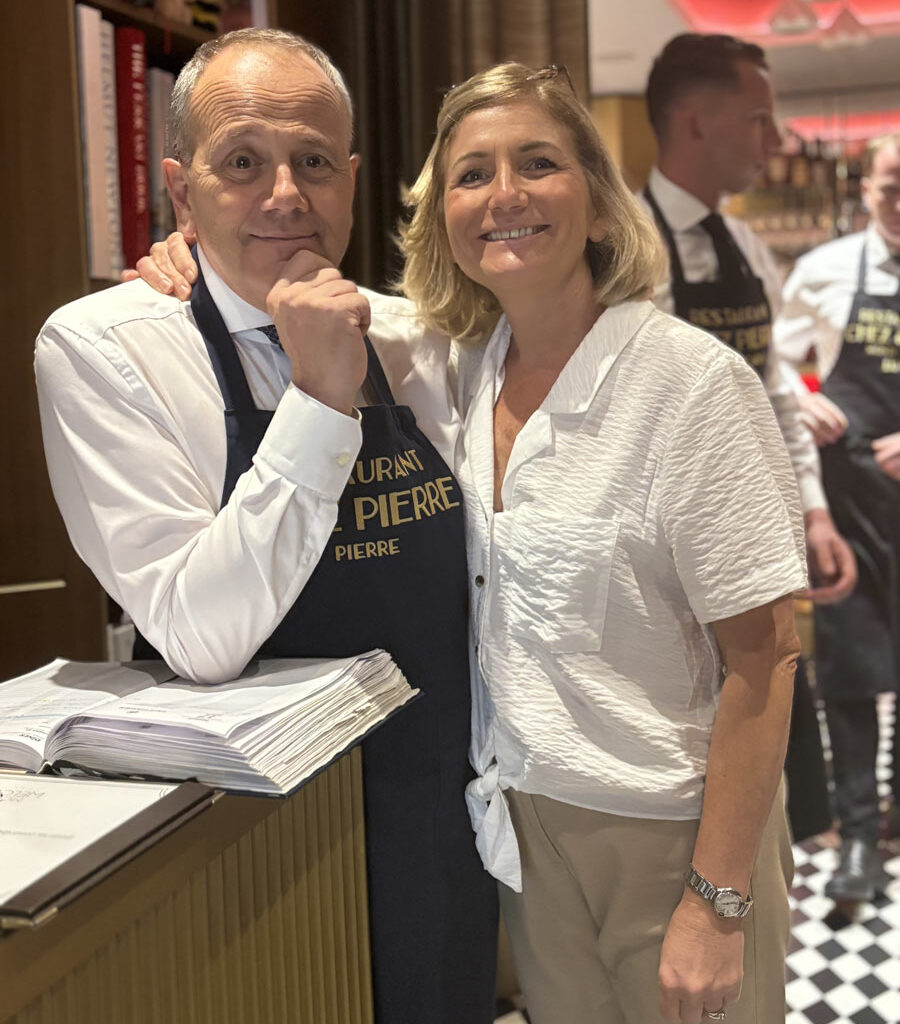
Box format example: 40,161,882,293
877,223,900,252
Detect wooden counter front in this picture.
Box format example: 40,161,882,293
0,750,372,1024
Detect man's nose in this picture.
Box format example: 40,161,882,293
265,163,309,211
488,165,527,211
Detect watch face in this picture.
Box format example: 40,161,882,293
713,889,744,917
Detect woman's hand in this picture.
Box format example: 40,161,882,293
120,232,198,299
658,893,743,1023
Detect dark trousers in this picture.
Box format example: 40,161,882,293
785,657,832,842
824,696,881,842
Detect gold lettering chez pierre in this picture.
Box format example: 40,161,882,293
844,313,900,349
332,448,461,562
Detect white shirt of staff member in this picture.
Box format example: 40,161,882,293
35,251,454,685
773,222,900,385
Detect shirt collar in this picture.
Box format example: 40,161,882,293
197,246,272,333
866,222,900,276
648,167,715,233
478,300,656,416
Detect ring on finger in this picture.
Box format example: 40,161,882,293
705,1013,726,1021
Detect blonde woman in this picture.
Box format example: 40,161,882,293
398,63,803,1024
134,62,803,1024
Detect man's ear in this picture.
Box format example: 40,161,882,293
162,158,197,239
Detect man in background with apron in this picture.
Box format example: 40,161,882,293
35,28,497,1024
773,134,900,902
640,33,858,846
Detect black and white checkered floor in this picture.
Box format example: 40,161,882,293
495,694,899,1024
786,833,900,1024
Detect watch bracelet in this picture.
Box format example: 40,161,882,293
684,864,753,917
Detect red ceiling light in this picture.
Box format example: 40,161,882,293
670,0,900,43
788,109,900,140
771,0,819,33
819,5,871,43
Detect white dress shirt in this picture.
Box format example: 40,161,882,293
458,301,807,890
773,224,900,385
35,251,456,684
642,167,826,513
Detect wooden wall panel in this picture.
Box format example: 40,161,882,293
2,753,373,1024
1,0,106,678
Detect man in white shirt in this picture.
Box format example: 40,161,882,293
641,33,856,846
772,134,900,901
642,33,854,602
34,28,498,1024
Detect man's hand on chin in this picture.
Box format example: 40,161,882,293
267,249,370,417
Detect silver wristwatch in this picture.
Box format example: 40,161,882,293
684,864,753,919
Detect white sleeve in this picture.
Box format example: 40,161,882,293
771,259,824,371
35,321,362,684
737,237,824,513
763,359,826,513
659,353,808,624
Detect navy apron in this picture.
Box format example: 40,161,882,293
815,243,900,701
645,189,832,837
644,189,771,377
136,265,498,1023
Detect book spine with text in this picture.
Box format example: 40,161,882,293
115,27,150,270
147,67,176,243
100,19,124,277
75,4,111,279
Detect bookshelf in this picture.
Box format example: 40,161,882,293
0,0,221,679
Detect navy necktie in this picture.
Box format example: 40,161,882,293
700,213,744,282
258,324,283,350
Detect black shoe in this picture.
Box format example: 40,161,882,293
824,838,891,902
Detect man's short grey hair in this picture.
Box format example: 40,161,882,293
168,28,354,164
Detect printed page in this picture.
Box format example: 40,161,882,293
0,660,174,772
0,774,176,907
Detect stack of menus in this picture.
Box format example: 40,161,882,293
0,651,416,795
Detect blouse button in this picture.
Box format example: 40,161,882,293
336,451,351,467
474,575,485,587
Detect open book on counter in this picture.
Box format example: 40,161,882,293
0,651,417,796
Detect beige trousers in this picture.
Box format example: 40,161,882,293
499,781,793,1024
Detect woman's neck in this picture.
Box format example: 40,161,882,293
500,272,603,371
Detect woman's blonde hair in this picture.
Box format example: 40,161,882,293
398,62,665,342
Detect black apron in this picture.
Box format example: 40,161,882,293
644,190,771,377
815,243,900,701
136,266,498,1023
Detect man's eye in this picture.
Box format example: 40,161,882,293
229,155,255,170
300,154,329,170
